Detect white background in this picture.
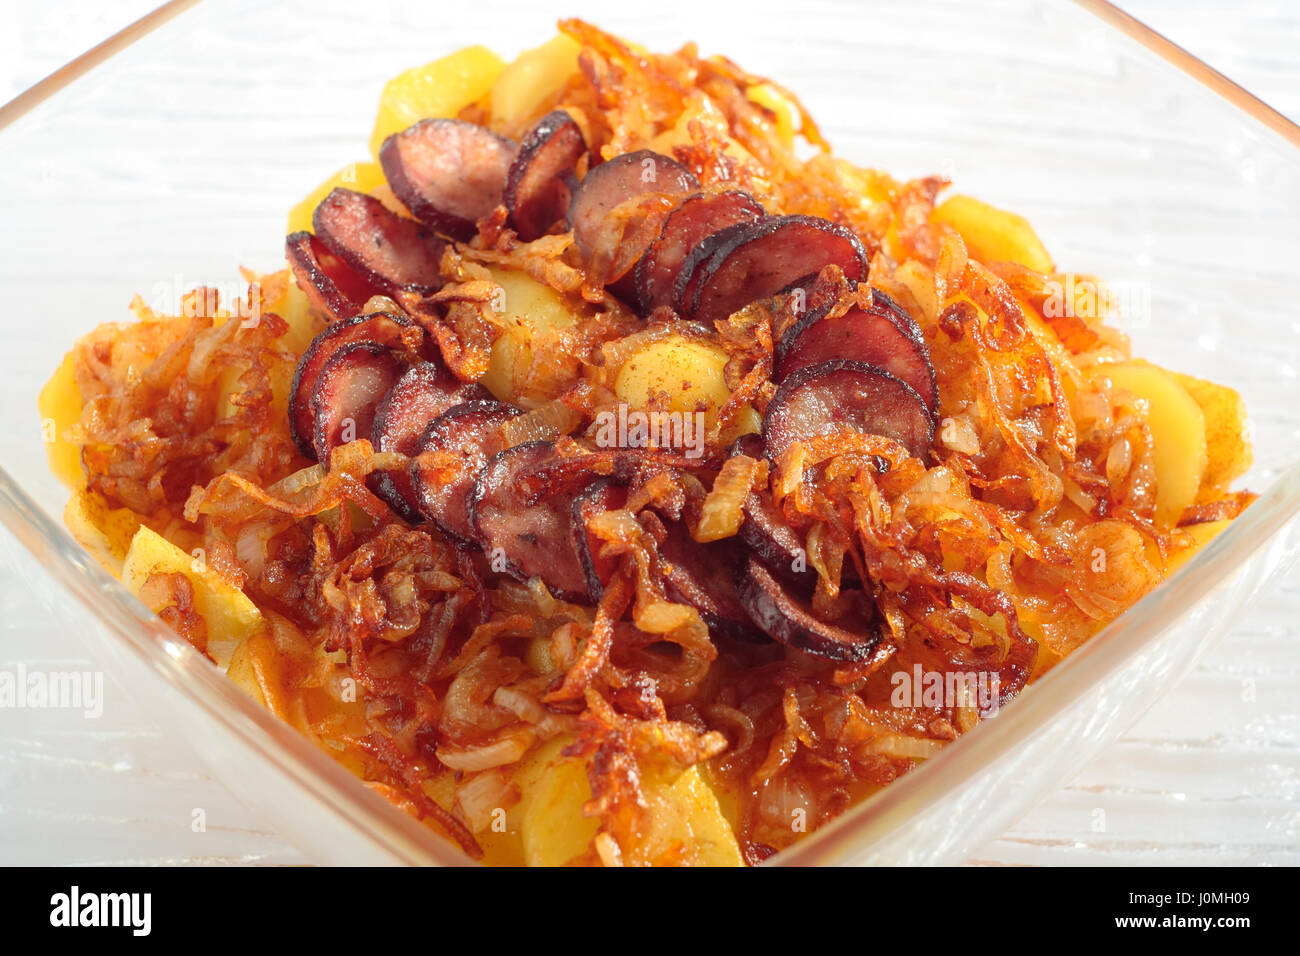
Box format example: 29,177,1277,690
0,0,1296,865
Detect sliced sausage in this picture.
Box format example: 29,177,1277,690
409,400,522,544
763,359,934,463
309,342,407,463
369,362,490,521
505,110,587,242
313,188,447,295
774,289,937,413
679,214,868,324
284,230,379,323
289,311,422,458
566,149,699,267
469,441,590,601
737,555,880,662
633,190,765,315
659,524,764,642
379,118,517,241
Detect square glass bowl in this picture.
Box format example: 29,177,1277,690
0,0,1297,866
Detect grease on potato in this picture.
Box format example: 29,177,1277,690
480,268,580,404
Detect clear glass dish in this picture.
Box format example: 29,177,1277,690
0,0,1296,866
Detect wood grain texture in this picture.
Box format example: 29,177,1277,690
0,0,1295,867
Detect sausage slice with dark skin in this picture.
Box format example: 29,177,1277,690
763,359,935,464
309,342,408,463
312,188,447,295
633,190,765,315
289,311,423,458
774,288,938,414
505,110,587,242
469,440,591,602
369,362,490,521
409,400,522,544
284,231,379,323
678,214,868,324
379,118,517,241
737,555,881,663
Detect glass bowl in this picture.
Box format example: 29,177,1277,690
0,0,1296,866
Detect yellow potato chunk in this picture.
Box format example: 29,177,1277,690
746,83,797,147
932,194,1054,273
517,738,600,866
614,335,731,426
287,161,387,236
480,268,580,403
490,34,581,128
1101,360,1208,527
369,45,506,159
121,526,267,668
63,492,142,576
1170,370,1252,498
1167,519,1232,574
516,736,742,866
38,350,84,491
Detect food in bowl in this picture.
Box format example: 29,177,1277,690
38,19,1254,866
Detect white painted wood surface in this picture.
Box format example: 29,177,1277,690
0,0,1296,866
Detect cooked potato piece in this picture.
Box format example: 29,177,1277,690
516,736,742,866
63,492,142,576
1170,370,1252,498
614,335,731,427
38,350,84,491
517,737,600,866
932,194,1054,274
480,268,579,403
121,526,267,668
287,161,387,235
1100,360,1208,527
490,34,581,128
369,45,506,159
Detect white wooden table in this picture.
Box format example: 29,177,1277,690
0,0,1296,866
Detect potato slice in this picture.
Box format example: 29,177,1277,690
63,492,142,576
614,334,731,427
1170,370,1252,498
480,268,579,403
516,736,742,866
369,45,506,159
121,526,267,669
1099,360,1208,527
490,34,581,129
287,161,387,236
932,194,1054,274
38,350,84,491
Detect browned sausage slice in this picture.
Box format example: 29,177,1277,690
285,231,379,323
309,343,407,462
680,215,868,324
633,190,765,314
379,118,517,241
763,359,934,463
313,188,447,295
469,440,590,601
737,555,880,662
571,477,629,602
658,524,764,642
289,311,422,458
369,362,490,521
409,400,522,544
504,110,587,242
566,149,699,267
775,289,937,413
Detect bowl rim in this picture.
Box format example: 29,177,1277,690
2,0,1298,867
